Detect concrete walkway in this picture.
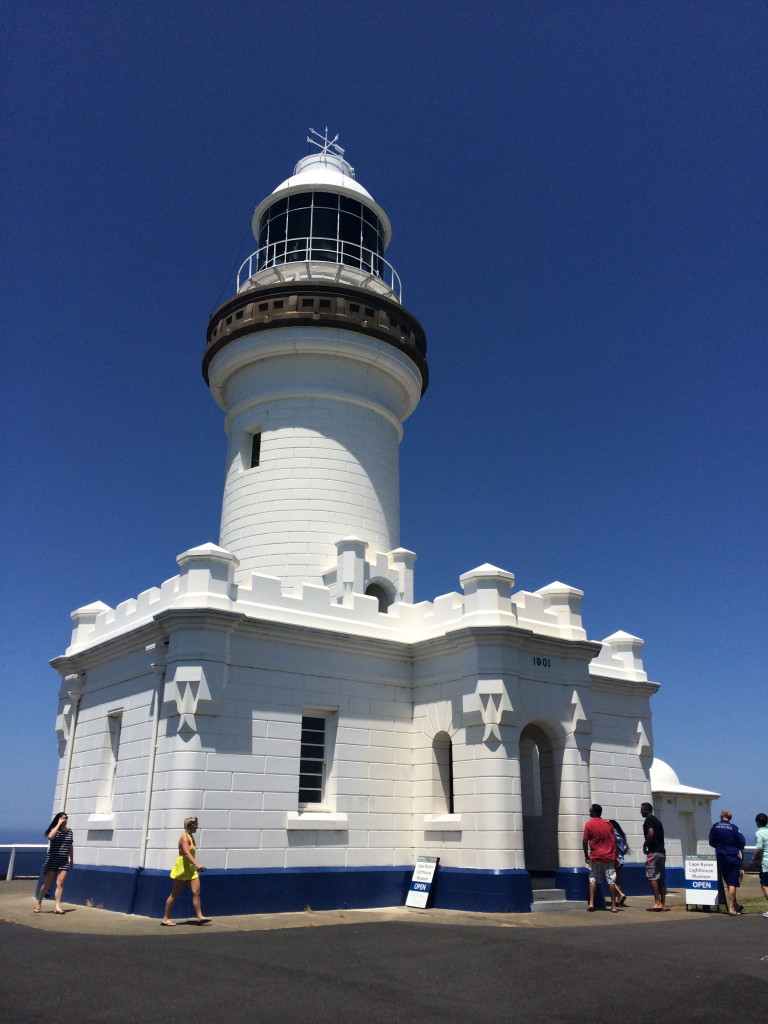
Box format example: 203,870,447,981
3,877,757,935
1,878,766,1024
3,872,765,1024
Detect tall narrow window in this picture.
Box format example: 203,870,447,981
299,715,326,806
433,732,454,814
97,711,122,814
250,432,261,468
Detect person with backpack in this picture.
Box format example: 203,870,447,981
609,819,630,906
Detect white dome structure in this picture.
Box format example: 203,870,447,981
649,758,719,865
650,758,720,797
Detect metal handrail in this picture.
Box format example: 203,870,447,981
237,237,402,301
0,844,47,880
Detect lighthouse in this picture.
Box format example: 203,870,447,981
204,130,427,596
47,132,713,919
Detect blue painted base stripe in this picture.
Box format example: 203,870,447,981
39,863,689,917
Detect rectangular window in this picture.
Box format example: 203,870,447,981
250,432,261,468
299,715,326,805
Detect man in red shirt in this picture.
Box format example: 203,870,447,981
582,803,619,912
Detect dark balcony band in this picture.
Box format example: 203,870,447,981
204,281,429,393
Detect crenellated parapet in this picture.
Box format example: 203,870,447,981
62,544,654,690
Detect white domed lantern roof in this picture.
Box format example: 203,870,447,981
251,130,392,247
239,130,400,300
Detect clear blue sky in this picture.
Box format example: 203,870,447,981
2,1,765,840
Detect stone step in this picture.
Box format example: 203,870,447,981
531,887,566,902
530,899,585,914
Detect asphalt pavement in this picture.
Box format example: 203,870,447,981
2,879,765,1023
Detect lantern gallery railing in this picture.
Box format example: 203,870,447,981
237,238,402,301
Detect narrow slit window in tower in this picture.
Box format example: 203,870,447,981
250,432,261,468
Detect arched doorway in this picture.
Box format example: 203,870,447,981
519,723,559,873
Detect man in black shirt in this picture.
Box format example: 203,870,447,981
640,802,668,911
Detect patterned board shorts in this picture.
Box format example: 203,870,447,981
589,860,616,884
646,852,666,881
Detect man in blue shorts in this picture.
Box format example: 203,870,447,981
709,808,746,916
748,812,768,918
640,802,668,911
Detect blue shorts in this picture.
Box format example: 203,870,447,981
760,869,768,887
717,857,741,888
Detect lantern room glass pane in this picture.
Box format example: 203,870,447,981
286,238,306,262
361,222,377,252
311,207,337,240
287,193,311,210
338,211,360,245
287,207,311,239
267,212,287,244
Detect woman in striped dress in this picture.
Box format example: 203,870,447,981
35,812,74,914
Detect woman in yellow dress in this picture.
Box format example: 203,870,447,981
161,817,212,926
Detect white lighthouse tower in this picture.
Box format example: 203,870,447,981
49,132,714,920
205,130,427,595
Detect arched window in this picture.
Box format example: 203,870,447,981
365,582,391,614
432,732,454,814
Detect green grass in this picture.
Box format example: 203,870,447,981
714,899,767,916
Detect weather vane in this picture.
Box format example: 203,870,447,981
307,127,345,157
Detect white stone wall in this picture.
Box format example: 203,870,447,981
220,400,401,591
52,644,161,869
51,545,667,882
209,327,423,590
587,681,656,859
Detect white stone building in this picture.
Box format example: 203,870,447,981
49,134,715,915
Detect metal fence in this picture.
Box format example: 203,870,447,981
0,845,46,880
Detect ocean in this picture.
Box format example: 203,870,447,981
0,827,48,846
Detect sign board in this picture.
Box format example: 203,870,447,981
684,854,718,905
405,855,439,908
